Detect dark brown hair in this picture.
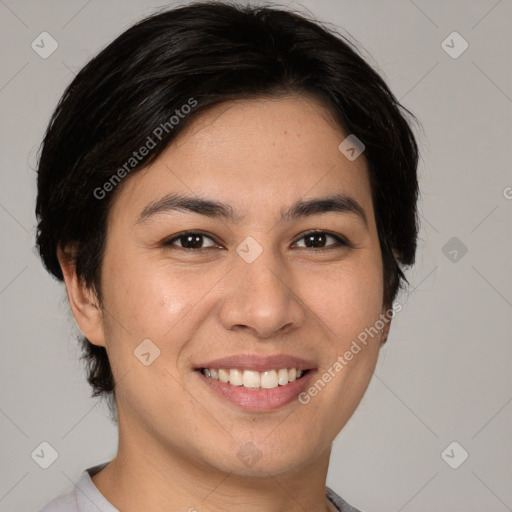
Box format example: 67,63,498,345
35,1,420,420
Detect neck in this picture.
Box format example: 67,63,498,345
92,414,334,512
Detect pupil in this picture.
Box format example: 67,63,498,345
179,233,328,249
305,233,326,248
183,234,202,248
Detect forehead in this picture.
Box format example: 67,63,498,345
109,95,374,223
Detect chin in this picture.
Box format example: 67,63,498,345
198,435,323,478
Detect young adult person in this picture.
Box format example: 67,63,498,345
36,2,419,510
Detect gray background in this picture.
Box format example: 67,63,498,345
0,0,511,510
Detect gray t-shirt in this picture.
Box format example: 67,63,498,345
38,462,362,512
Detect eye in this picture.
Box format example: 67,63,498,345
163,230,351,251
293,230,351,250
164,231,220,250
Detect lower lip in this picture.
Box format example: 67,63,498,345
196,370,315,412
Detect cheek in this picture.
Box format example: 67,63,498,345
298,253,384,423
100,254,230,387
103,251,197,337
307,257,384,344
99,257,197,415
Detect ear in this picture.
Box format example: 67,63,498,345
57,245,106,347
380,305,393,345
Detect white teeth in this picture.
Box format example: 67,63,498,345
261,370,278,389
201,367,307,388
229,369,243,386
242,370,260,388
278,368,289,385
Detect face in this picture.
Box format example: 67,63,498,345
81,95,390,477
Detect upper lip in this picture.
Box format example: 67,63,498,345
195,354,316,372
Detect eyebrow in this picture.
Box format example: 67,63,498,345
136,192,368,227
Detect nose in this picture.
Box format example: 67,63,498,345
219,247,306,339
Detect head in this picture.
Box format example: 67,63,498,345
35,1,419,477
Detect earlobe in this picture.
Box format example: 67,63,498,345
380,306,392,345
57,245,106,347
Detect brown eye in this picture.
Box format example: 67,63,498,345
165,232,218,250
294,231,350,249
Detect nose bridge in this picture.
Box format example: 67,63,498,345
238,246,282,297
236,239,289,307
219,237,304,337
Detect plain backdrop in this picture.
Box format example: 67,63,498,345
0,1,511,511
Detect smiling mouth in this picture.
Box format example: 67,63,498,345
197,367,310,389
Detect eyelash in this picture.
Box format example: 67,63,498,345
163,230,352,251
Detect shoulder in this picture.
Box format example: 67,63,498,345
37,489,78,512
326,486,364,512
37,463,114,512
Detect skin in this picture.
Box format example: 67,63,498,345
58,95,392,512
